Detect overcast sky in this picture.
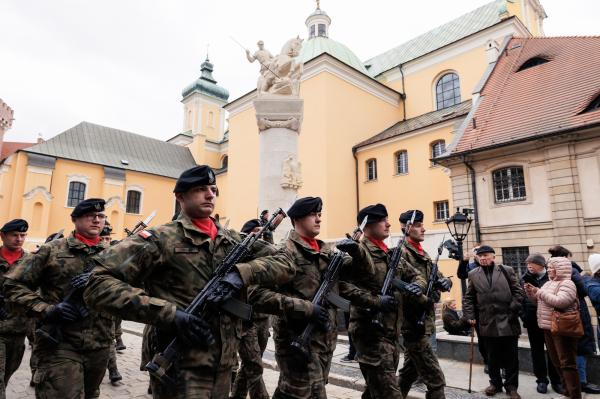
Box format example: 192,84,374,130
2,0,598,143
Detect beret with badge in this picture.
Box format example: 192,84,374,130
399,209,424,224
71,198,106,218
173,165,216,193
287,197,323,219
357,203,388,225
241,219,261,234
1,219,29,233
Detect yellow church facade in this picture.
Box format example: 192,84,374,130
0,0,547,303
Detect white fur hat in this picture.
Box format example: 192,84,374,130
589,253,600,275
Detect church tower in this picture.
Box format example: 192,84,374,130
181,56,229,165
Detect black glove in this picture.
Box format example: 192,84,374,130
404,283,423,297
173,309,215,348
206,270,245,306
71,272,92,289
336,238,359,255
309,304,329,329
75,302,90,319
44,302,80,323
378,295,397,312
435,278,452,292
509,300,522,313
0,307,8,321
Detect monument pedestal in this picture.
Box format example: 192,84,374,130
254,96,304,242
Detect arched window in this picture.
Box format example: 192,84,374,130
221,155,228,168
366,159,377,181
435,73,461,110
431,140,446,166
67,181,86,207
394,150,408,175
492,166,527,203
126,190,142,214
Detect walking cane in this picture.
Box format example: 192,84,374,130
468,324,475,393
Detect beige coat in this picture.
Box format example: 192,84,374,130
534,257,577,331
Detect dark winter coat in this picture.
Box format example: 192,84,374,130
520,270,550,329
442,307,469,336
584,276,600,350
571,263,596,356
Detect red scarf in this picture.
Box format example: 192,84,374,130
192,218,218,240
368,237,389,253
0,247,23,265
301,235,320,252
408,238,424,255
75,232,101,247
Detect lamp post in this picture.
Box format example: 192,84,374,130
445,208,473,296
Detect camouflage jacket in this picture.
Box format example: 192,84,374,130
250,230,349,355
400,241,445,338
0,249,30,335
3,235,113,350
339,239,427,339
83,215,293,369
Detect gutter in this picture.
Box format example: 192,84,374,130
464,158,481,243
352,147,360,213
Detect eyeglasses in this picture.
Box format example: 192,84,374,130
82,213,107,221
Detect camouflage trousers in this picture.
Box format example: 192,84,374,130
272,347,333,399
0,334,26,399
150,366,231,399
231,318,270,399
398,335,446,399
114,318,122,340
352,331,402,399
32,347,110,399
107,342,119,373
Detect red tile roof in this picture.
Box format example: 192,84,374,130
1,141,35,161
448,36,600,155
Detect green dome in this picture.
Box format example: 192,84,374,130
182,58,229,101
296,36,368,75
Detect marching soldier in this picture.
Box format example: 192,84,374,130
336,204,427,399
249,197,342,399
397,210,452,399
3,199,113,399
83,165,294,399
0,219,30,398
231,219,271,399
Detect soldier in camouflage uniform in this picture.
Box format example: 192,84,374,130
0,219,30,398
4,199,114,399
231,219,271,399
250,197,343,399
336,205,427,399
397,210,452,399
83,165,294,399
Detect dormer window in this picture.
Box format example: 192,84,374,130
517,57,549,71
581,94,600,114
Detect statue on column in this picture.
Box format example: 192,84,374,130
246,41,274,95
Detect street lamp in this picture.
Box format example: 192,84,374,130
445,208,473,296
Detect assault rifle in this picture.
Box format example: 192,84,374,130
36,212,157,346
145,208,287,385
290,216,368,360
372,210,416,328
125,210,157,236
417,236,445,326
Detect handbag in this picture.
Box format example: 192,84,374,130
550,284,584,337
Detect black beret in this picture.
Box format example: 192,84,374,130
45,231,64,243
475,245,495,255
287,197,322,219
241,219,261,234
71,198,106,218
100,221,113,237
399,210,424,224
1,219,28,233
173,165,216,193
357,204,388,225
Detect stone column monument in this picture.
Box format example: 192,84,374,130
247,37,304,242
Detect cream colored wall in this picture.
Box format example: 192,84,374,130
214,172,229,226
386,47,488,119
576,148,600,219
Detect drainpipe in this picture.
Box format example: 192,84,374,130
399,64,407,121
464,159,481,243
353,147,360,213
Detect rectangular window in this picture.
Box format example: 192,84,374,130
126,190,141,214
318,24,326,37
366,159,377,181
395,151,408,174
434,201,449,221
502,247,530,276
67,181,86,207
493,167,526,203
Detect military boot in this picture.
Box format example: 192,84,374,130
109,368,122,386
115,337,126,351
